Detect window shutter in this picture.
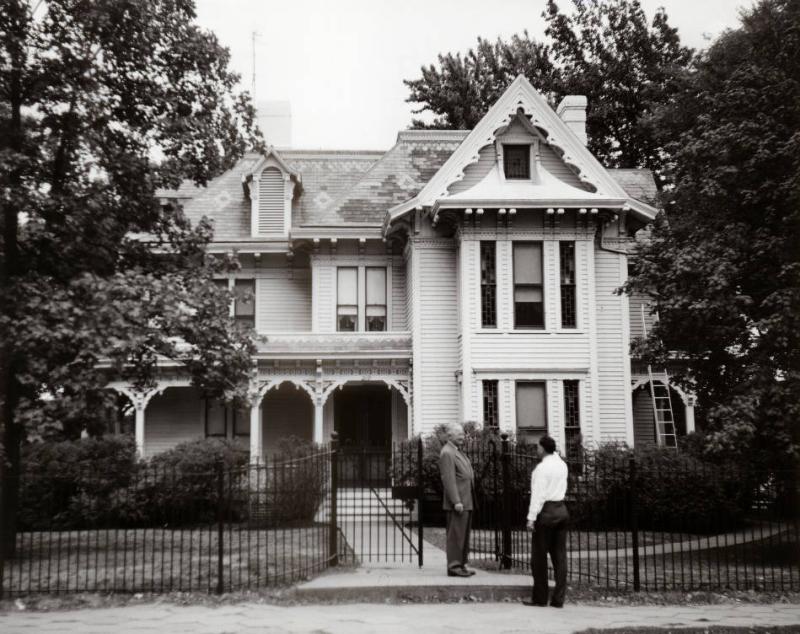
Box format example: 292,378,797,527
258,167,284,235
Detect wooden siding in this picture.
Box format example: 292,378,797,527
448,145,495,194
539,143,591,190
262,383,314,453
144,387,203,456
629,290,656,343
413,240,460,432
256,271,311,332
594,249,632,442
391,256,407,330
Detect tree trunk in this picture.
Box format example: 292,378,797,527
0,1,26,560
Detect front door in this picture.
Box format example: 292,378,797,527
334,384,391,485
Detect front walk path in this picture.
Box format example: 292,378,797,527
2,601,799,633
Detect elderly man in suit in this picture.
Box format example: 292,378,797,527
439,423,476,577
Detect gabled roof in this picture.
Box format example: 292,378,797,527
386,75,658,227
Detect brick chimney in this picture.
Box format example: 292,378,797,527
556,95,588,146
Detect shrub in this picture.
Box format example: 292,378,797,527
253,436,328,527
18,436,138,530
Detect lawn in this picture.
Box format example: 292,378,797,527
2,525,353,596
420,526,800,592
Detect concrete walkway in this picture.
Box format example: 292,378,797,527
2,601,799,633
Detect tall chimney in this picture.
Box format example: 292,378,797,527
256,100,292,148
556,95,588,146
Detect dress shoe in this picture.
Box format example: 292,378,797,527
549,602,564,608
522,599,548,607
462,566,477,576
447,567,472,577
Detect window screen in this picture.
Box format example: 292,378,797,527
513,242,544,328
337,267,358,332
366,267,387,332
504,145,530,179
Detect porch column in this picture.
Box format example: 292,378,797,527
313,395,324,444
685,395,697,434
249,399,263,464
134,404,146,459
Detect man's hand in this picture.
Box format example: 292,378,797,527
526,520,535,532
454,503,464,514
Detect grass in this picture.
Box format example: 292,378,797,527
420,526,800,591
576,629,800,633
2,525,353,597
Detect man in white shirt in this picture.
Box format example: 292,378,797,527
524,435,569,607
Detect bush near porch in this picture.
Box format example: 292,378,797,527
393,427,783,534
17,436,326,531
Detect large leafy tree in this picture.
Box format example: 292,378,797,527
404,0,692,177
1,0,260,556
627,0,800,466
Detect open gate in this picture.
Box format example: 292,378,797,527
333,437,423,566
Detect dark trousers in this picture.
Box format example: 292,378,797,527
445,510,472,570
531,508,568,606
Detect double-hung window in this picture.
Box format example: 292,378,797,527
337,267,358,332
233,279,255,329
366,267,387,332
513,242,544,328
563,380,581,462
504,145,530,179
482,380,499,428
337,266,388,332
515,381,547,444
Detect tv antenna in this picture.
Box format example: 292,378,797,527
251,30,260,100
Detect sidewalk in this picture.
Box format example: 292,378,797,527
2,601,799,633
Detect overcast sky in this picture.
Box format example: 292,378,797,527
194,0,750,150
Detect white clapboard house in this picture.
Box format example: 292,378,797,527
110,76,696,460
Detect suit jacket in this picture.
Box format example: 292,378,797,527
439,441,476,511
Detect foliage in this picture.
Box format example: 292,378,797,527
625,0,800,467
18,436,138,530
573,444,756,533
404,0,692,176
260,436,328,527
0,0,261,554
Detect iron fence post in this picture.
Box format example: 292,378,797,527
215,461,225,595
629,456,641,592
501,432,512,570
329,432,339,567
417,436,424,568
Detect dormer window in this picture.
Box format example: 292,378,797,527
504,144,531,179
242,147,301,239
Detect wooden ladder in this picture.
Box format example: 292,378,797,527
641,306,678,448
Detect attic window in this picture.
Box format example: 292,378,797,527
504,145,530,179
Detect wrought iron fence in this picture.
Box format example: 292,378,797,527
0,448,339,597
462,435,800,592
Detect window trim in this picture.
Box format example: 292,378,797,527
512,241,545,330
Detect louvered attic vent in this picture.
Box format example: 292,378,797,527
258,167,284,235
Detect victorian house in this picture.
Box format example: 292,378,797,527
110,76,696,460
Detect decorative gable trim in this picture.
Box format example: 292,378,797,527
384,75,658,230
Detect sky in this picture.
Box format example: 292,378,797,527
194,0,750,150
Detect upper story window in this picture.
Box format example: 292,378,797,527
337,267,358,332
337,265,389,332
560,241,577,328
480,241,497,328
233,279,255,329
504,144,530,179
513,242,544,329
366,267,387,332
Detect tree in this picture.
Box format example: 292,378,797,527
0,0,260,557
626,0,800,467
404,0,692,177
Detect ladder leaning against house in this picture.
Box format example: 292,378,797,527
640,306,678,448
